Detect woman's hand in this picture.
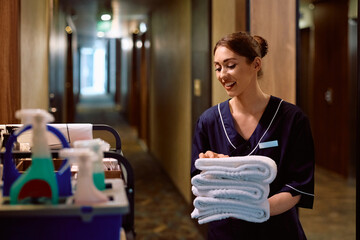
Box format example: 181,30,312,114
199,151,229,158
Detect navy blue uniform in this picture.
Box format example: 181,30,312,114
191,96,315,239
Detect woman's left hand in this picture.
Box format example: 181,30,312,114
268,192,301,216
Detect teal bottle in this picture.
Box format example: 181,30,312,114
10,109,59,204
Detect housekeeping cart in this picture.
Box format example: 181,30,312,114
0,123,131,240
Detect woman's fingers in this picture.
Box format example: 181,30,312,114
198,152,206,158
198,151,229,158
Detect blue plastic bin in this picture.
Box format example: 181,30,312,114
0,179,129,240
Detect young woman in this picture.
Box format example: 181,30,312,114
191,31,315,239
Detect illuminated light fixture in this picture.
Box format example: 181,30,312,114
97,32,105,38
65,25,73,34
101,14,111,21
144,40,151,48
139,22,147,33
136,40,143,49
96,2,113,33
121,38,133,50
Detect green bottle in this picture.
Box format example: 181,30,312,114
10,109,58,205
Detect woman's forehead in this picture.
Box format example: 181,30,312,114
214,46,245,63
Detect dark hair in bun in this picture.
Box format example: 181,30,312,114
214,31,268,77
253,35,268,58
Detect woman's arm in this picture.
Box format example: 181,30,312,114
268,192,301,216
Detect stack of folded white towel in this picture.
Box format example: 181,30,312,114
191,155,277,224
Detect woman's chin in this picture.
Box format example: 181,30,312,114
226,91,237,98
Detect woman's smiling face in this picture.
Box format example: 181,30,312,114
214,46,258,98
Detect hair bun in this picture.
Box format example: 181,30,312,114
253,35,268,58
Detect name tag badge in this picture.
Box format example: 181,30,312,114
259,140,278,149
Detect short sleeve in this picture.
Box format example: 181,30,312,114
279,113,315,209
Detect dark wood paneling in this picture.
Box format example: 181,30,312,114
115,39,122,105
129,33,140,128
312,0,350,176
298,27,313,117
139,33,149,144
356,0,359,235
48,0,67,122
348,18,357,179
65,32,75,122
0,0,21,123
191,0,212,133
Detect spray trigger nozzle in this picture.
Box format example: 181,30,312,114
58,148,97,175
15,109,54,125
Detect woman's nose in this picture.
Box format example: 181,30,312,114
219,68,227,80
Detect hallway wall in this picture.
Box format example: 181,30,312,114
20,0,50,110
211,0,239,105
250,0,296,103
150,0,192,202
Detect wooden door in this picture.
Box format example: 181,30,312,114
129,32,149,145
139,33,149,145
0,0,21,123
298,27,313,119
129,33,140,130
311,0,350,176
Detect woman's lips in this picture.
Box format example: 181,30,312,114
224,81,236,89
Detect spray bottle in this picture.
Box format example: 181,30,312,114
73,139,109,191
10,109,58,205
59,148,108,205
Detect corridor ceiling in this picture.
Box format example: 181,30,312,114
63,0,164,47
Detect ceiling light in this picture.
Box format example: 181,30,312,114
139,22,147,33
101,14,111,21
121,38,133,51
136,40,143,48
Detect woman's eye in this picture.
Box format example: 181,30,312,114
227,64,236,69
215,67,221,72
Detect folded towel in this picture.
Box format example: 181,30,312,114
17,123,93,149
50,123,93,146
194,155,277,184
191,196,270,224
192,183,269,204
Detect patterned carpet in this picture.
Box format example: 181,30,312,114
75,94,205,240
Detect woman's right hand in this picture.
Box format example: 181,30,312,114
199,151,229,158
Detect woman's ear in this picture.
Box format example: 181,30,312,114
253,57,262,71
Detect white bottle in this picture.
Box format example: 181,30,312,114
59,148,108,205
73,139,109,191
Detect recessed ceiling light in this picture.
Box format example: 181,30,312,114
101,14,111,21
